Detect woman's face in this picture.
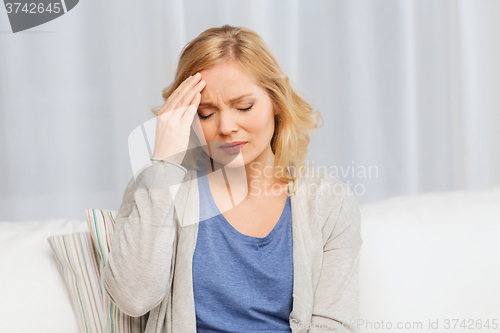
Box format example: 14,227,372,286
196,61,276,168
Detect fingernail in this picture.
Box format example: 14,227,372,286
195,72,201,78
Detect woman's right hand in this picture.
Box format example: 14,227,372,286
152,72,206,165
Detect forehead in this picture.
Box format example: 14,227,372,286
199,61,260,98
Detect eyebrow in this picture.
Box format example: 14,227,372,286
198,93,253,107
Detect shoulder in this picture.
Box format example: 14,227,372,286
296,164,361,237
295,164,356,204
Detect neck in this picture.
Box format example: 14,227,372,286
202,145,289,197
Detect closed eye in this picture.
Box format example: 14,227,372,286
237,105,253,112
198,105,253,120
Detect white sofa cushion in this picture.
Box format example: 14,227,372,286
359,187,500,332
0,218,88,333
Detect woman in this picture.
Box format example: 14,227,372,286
102,25,363,333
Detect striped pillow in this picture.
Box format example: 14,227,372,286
85,209,115,269
47,232,107,333
48,210,149,333
85,209,148,333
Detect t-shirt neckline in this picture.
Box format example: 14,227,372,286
197,168,291,245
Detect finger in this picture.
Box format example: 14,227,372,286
164,84,203,121
191,110,207,146
171,76,204,111
158,75,196,116
183,92,201,118
166,74,201,111
159,78,194,117
178,94,200,126
166,90,200,123
183,94,205,145
176,80,205,112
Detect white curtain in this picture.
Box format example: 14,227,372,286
1,0,499,221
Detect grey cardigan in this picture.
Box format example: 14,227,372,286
102,159,363,333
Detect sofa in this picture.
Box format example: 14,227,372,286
358,186,500,332
1,186,499,333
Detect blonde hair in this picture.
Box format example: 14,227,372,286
151,25,323,196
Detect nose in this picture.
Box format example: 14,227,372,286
217,109,239,137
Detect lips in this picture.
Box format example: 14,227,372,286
219,141,247,148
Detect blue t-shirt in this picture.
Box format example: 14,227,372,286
192,168,294,333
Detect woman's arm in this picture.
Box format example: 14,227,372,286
309,185,363,332
101,159,187,317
